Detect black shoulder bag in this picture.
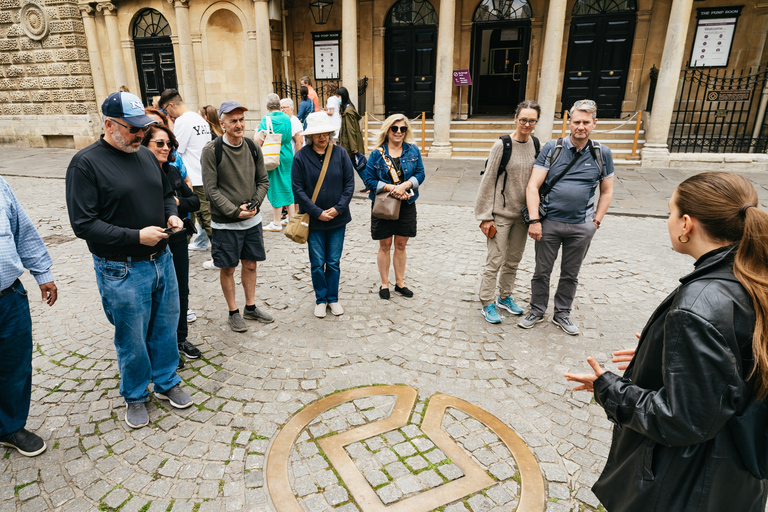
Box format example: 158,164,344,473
521,144,588,225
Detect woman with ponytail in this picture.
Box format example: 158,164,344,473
565,172,768,511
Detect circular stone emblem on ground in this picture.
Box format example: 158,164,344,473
265,385,546,511
20,2,49,41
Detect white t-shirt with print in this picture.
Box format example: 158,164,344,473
173,111,211,186
290,115,303,153
326,96,341,139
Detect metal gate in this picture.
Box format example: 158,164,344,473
669,64,768,153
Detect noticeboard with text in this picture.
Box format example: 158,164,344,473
453,70,472,86
690,7,743,67
313,31,341,80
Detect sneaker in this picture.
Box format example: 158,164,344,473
394,285,413,298
177,354,185,370
186,310,197,323
202,260,216,270
518,312,544,329
482,303,502,324
229,312,248,332
263,222,282,232
178,339,201,359
125,402,149,429
0,429,46,457
314,303,327,318
329,302,344,316
188,243,207,251
281,218,289,225
155,385,193,409
496,295,524,315
552,316,580,336
243,307,274,323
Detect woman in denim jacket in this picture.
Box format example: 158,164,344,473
362,114,425,299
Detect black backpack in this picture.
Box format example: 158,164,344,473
214,135,262,167
546,137,605,177
481,135,540,207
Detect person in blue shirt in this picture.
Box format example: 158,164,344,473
297,86,315,130
0,176,57,457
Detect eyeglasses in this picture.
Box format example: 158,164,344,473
111,119,145,134
150,140,173,149
573,99,596,108
390,126,408,134
517,118,538,125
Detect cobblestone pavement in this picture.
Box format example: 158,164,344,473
0,148,765,512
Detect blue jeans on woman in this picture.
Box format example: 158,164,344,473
93,249,181,403
0,281,32,440
307,226,346,304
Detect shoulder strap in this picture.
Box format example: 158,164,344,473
540,143,587,197
311,144,332,203
495,135,513,208
532,136,541,158
377,147,401,184
588,139,604,177
265,115,274,134
214,135,223,166
244,137,260,168
549,138,564,167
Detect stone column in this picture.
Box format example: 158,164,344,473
342,0,358,107
191,32,206,105
642,0,694,164
78,3,108,106
253,0,274,115
97,2,127,90
429,0,456,158
121,38,140,94
169,0,199,109
535,0,567,143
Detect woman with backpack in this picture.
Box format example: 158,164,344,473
337,87,367,191
474,100,541,324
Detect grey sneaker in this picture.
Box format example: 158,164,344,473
229,312,248,332
243,307,274,323
518,312,544,329
155,385,193,409
552,316,580,335
125,402,149,428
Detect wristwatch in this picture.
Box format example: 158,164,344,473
528,219,541,224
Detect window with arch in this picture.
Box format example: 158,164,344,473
385,0,438,26
473,0,532,23
571,0,636,16
132,9,171,38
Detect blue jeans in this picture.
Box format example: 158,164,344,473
307,226,346,304
93,249,181,403
0,281,32,440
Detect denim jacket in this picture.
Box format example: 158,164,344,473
362,142,425,204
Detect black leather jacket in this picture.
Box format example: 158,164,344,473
592,246,768,512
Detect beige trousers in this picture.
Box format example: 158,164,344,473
479,216,528,306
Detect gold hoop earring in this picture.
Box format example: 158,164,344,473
678,235,689,243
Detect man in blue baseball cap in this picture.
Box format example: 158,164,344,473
65,91,194,430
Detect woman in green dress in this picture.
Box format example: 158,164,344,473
257,93,296,232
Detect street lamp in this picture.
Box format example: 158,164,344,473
309,0,332,24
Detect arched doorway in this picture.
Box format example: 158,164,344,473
385,0,438,118
132,9,177,106
470,0,532,115
561,0,636,118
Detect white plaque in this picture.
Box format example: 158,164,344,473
690,11,740,67
314,38,340,80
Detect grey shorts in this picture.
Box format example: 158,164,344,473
211,224,266,268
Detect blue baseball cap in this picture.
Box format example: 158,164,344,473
219,100,248,117
101,91,157,128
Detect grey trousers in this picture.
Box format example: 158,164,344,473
530,219,597,317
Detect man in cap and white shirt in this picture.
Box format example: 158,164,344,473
66,91,193,429
201,101,272,332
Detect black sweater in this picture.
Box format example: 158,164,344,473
66,137,178,258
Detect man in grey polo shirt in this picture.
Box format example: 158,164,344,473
519,99,614,335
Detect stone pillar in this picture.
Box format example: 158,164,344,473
535,0,567,143
342,0,358,107
169,0,199,109
429,0,456,158
97,2,127,90
253,0,274,115
191,33,206,106
78,3,108,106
121,39,140,95
642,0,694,164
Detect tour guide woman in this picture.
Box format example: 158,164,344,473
565,172,768,511
362,114,425,299
291,112,355,318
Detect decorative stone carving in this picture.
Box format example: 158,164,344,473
20,2,50,41
95,1,115,14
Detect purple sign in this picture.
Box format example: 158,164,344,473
453,70,472,86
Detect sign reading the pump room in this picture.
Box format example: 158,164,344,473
313,31,341,80
690,6,743,67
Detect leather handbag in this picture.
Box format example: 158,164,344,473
284,145,332,244
371,148,402,220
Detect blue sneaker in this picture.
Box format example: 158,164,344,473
496,295,524,315
482,303,502,324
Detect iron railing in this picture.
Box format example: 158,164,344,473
272,77,368,115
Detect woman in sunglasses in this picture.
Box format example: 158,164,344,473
141,124,201,369
362,114,425,299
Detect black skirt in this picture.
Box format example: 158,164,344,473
371,199,417,240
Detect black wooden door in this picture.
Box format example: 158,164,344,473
385,26,437,118
134,36,178,106
561,14,635,118
471,23,530,115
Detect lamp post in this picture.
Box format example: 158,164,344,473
309,0,332,24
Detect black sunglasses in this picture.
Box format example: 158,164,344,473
112,119,145,134
390,126,408,134
150,140,174,149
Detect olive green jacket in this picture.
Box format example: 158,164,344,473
339,105,366,160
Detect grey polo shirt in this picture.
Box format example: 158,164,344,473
533,137,614,224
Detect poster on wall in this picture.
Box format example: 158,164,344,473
312,31,341,80
690,7,743,67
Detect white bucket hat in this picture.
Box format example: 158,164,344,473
302,112,336,136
